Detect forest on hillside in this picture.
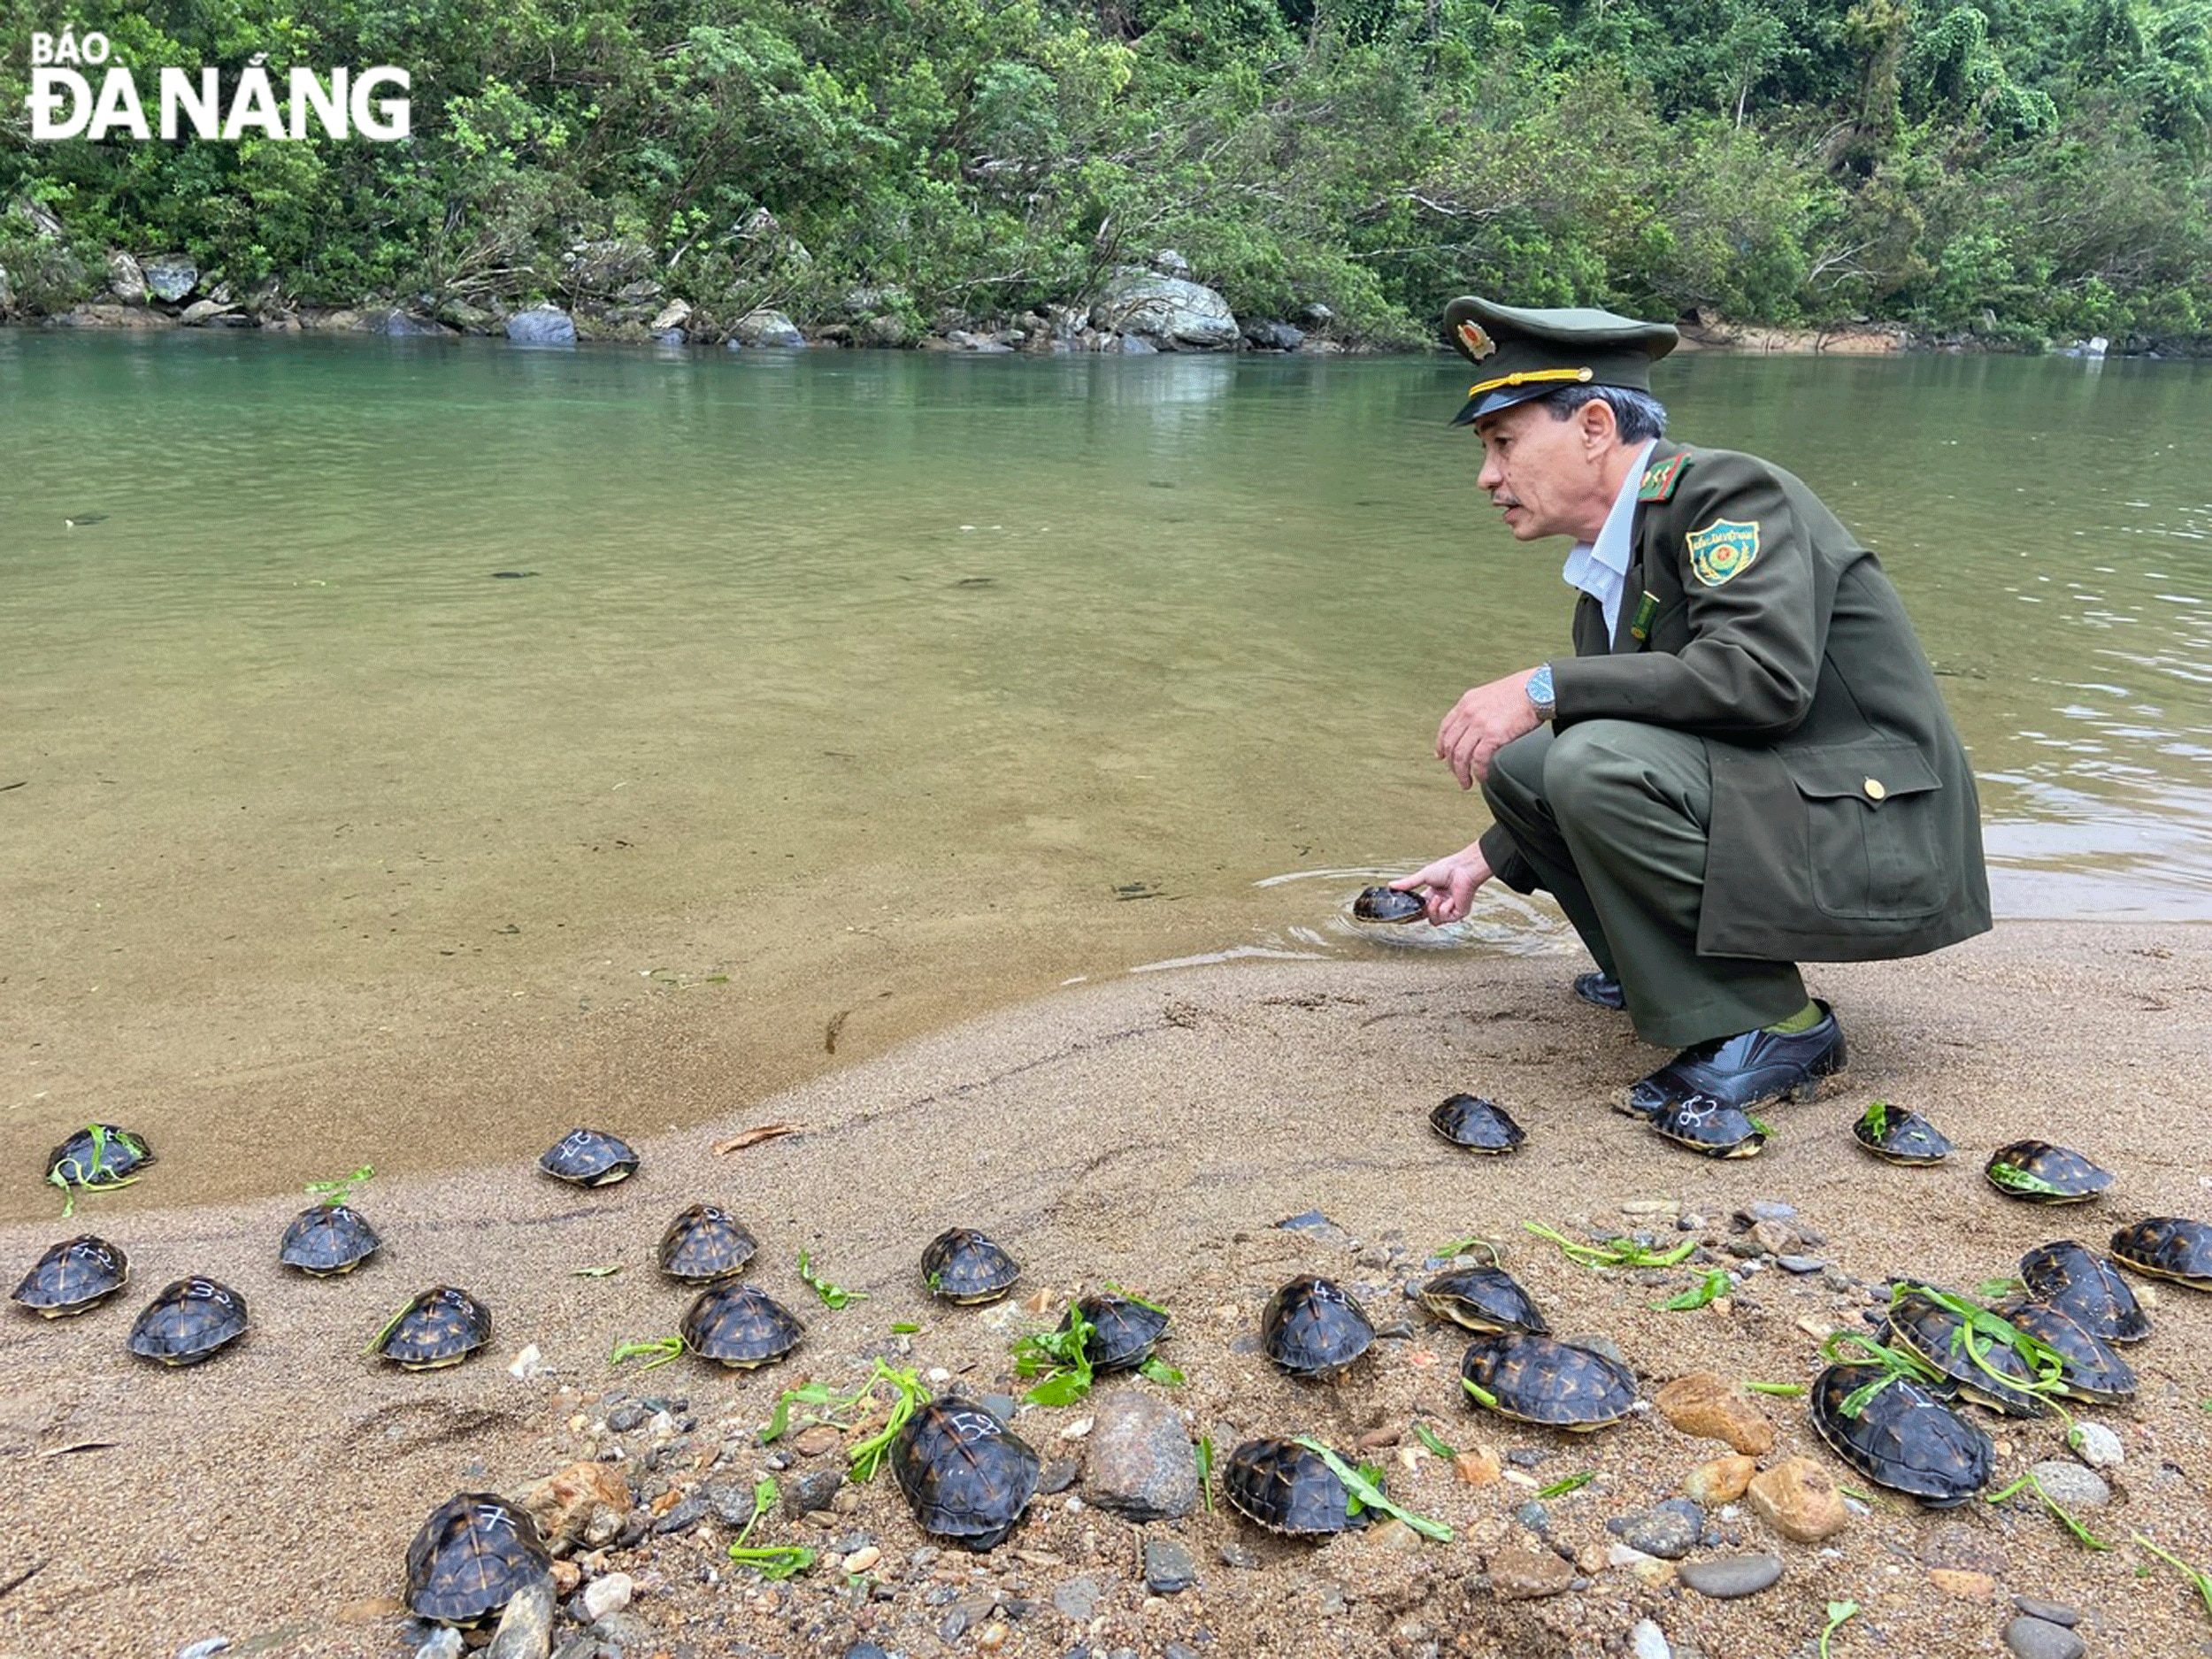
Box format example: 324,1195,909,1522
3,0,2209,347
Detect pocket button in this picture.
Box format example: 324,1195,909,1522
1863,778,1887,801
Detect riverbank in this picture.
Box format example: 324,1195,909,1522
4,920,2208,1658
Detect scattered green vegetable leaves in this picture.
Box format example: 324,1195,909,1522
2135,1534,2212,1618
1013,1302,1095,1407
610,1335,685,1372
1292,1437,1451,1542
1524,1220,1695,1271
1462,1377,1500,1410
1196,1435,1214,1514
1818,1599,1859,1658
1985,1162,2071,1198
1651,1268,1732,1311
1136,1355,1184,1387
1742,1379,1808,1396
797,1249,866,1310
303,1164,375,1204
573,1263,623,1279
1412,1421,1457,1459
1988,1471,2110,1550
845,1362,932,1483
1535,1471,1595,1500
891,1321,921,1334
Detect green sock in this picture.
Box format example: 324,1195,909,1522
1763,1000,1823,1035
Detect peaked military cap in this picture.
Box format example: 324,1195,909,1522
1441,296,1679,426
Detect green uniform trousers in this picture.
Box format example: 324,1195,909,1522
1482,719,1809,1048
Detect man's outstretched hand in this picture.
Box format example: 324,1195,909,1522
1437,668,1544,788
1389,843,1494,926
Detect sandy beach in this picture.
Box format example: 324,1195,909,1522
4,919,2210,1659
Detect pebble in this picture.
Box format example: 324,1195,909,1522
1612,1500,1702,1560
1081,1392,1198,1521
1145,1538,1199,1594
1685,1455,1756,1506
1678,1553,1784,1599
1655,1372,1777,1456
1489,1543,1574,1600
842,1546,880,1574
2027,1461,2111,1510
605,1402,649,1433
2014,1597,2082,1627
1218,1542,1261,1569
1506,1448,1550,1468
1927,1569,1996,1601
843,1646,891,1659
794,1425,842,1456
414,1632,464,1659
653,1494,710,1535
1454,1447,1502,1486
783,1469,844,1516
1777,1255,1827,1274
2002,1617,2086,1659
1563,1333,1628,1369
1747,1457,1849,1543
1513,1500,1549,1532
981,1393,1019,1421
1039,1457,1079,1494
177,1642,232,1659
1277,1210,1356,1249
1748,1201,1797,1222
1055,1578,1102,1621
2069,1423,2124,1470
1629,1619,1672,1659
582,1572,634,1622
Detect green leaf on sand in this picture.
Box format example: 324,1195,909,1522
1535,1471,1595,1500
1819,1599,1860,1658
797,1248,866,1310
1742,1379,1808,1396
1651,1267,1731,1311
1524,1220,1695,1271
610,1335,685,1372
303,1164,375,1204
1411,1421,1457,1459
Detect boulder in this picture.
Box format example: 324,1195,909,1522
731,308,805,348
648,299,692,334
365,307,447,336
505,306,577,346
1241,319,1304,351
142,255,198,302
107,251,147,305
1090,268,1240,351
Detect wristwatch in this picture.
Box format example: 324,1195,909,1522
1525,662,1556,719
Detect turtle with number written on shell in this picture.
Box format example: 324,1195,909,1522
1262,1275,1375,1380
1851,1100,1955,1165
1062,1293,1171,1373
1647,1094,1767,1158
374,1286,493,1370
1413,1264,1548,1335
1429,1094,1525,1154
2110,1217,2212,1289
2019,1239,2150,1345
46,1124,155,1190
679,1281,804,1370
1992,1300,2137,1403
280,1202,382,1277
1808,1363,1993,1507
891,1395,1040,1550
1222,1438,1371,1536
539,1127,638,1187
1984,1141,2110,1203
921,1228,1020,1304
1883,1288,2048,1418
12,1235,129,1317
404,1493,552,1628
1460,1331,1636,1431
657,1203,759,1283
128,1276,249,1365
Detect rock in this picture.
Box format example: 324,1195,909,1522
1655,1373,1776,1455
365,305,445,336
945,329,1016,353
794,1425,842,1456
1613,1501,1701,1560
1921,1521,2008,1574
1038,1457,1078,1494
179,299,232,326
486,1578,555,1659
732,308,805,348
1629,1620,1671,1659
653,1494,709,1534
175,1642,230,1659
1562,1333,1628,1369
1685,1455,1756,1506
107,252,147,306
2014,1597,2080,1626
436,298,499,332
1090,268,1240,351
1489,1544,1574,1599
1748,1201,1797,1222
1368,1517,1426,1553
2026,1461,2110,1510
1276,1210,1354,1248
1151,249,1192,279
581,1571,634,1623
1145,1537,1198,1593
505,306,577,345
1928,1569,1995,1600
2068,1423,2124,1470
1081,1390,1198,1521
1513,1500,1549,1532
843,1647,891,1659
415,1631,464,1659
1678,1553,1784,1599
649,299,692,334
1454,1447,1502,1486
1053,1577,1101,1621
2002,1617,2086,1659
1749,1220,1800,1256
1218,1542,1260,1569
1777,1255,1827,1274
143,255,197,302
784,1468,844,1516
1747,1457,1849,1543
516,1463,630,1555
1241,319,1304,351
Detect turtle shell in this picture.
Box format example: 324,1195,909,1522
1428,1094,1526,1154
280,1202,383,1276
1647,1094,1766,1158
375,1286,494,1370
2019,1240,2150,1345
1884,1289,2047,1417
680,1282,804,1369
890,1395,1040,1550
1352,886,1426,924
1993,1300,2137,1403
1809,1363,1993,1507
1984,1140,2110,1203
1222,1438,1365,1536
1851,1100,1954,1165
403,1492,552,1628
11,1234,129,1317
1461,1332,1636,1430
46,1124,155,1188
921,1228,1020,1304
538,1127,639,1187
1063,1294,1171,1372
657,1203,760,1283
1413,1265,1548,1335
127,1276,249,1365
2110,1217,2212,1289
1261,1275,1375,1379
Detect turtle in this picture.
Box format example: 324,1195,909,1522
1883,1288,2047,1417
1460,1331,1637,1431
374,1286,494,1370
538,1127,638,1187
680,1281,804,1369
279,1202,383,1277
1062,1293,1171,1372
1647,1094,1766,1158
1428,1094,1526,1154
403,1492,553,1628
1352,886,1427,925
1984,1141,2110,1204
2019,1240,2151,1345
2110,1217,2212,1289
127,1276,249,1365
657,1203,760,1283
921,1228,1020,1304
1261,1275,1375,1380
1851,1100,1955,1165
12,1234,129,1317
1412,1264,1548,1335
890,1395,1040,1550
1808,1363,1993,1508
1221,1438,1369,1536
1992,1300,2137,1403
46,1124,155,1189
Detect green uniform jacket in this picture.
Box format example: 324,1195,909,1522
1479,441,1993,962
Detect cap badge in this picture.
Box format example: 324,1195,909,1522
1455,320,1497,361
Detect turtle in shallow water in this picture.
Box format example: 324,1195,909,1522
538,1127,639,1187
1352,886,1427,925
374,1286,494,1370
1992,1299,2137,1403
1808,1363,1993,1507
1062,1293,1171,1372
1883,1288,2048,1417
680,1282,804,1369
404,1492,552,1628
128,1276,249,1365
2109,1217,2212,1289
46,1124,155,1190
1222,1438,1369,1536
657,1203,759,1283
921,1228,1020,1304
1851,1100,1955,1165
1428,1094,1525,1154
280,1202,383,1277
1460,1331,1636,1431
1261,1275,1375,1380
1647,1094,1767,1158
1984,1140,2110,1203
2019,1239,2150,1345
1412,1264,1548,1335
12,1235,129,1317
891,1395,1040,1550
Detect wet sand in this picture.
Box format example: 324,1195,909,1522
4,919,2210,1659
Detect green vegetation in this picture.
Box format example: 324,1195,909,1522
5,0,2209,346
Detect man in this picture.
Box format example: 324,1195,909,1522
1391,296,1990,1115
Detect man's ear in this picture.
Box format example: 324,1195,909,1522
1577,396,1618,449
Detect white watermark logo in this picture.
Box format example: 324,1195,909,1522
27,29,411,142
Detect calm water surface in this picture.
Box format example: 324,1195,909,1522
4,334,2208,1209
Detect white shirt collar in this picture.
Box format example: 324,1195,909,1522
1560,439,1656,641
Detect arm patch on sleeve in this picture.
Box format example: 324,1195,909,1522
1686,518,1762,586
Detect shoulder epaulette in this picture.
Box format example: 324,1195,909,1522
1638,451,1691,503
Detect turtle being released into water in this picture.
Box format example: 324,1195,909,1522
46,1124,155,1190
1851,1100,1955,1165
128,1276,249,1365
680,1281,804,1369
921,1228,1021,1304
280,1202,383,1277
2019,1240,2150,1345
1222,1438,1370,1536
2110,1217,2212,1289
1984,1141,2111,1204
1428,1094,1526,1154
1809,1363,1993,1507
1062,1293,1171,1372
1883,1288,2048,1417
1460,1331,1636,1431
657,1203,760,1283
404,1492,553,1628
891,1395,1040,1550
12,1235,129,1317
1413,1264,1548,1335
1262,1275,1375,1380
1993,1300,2138,1403
1647,1094,1767,1158
374,1286,494,1370
538,1127,639,1187
1352,886,1427,925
